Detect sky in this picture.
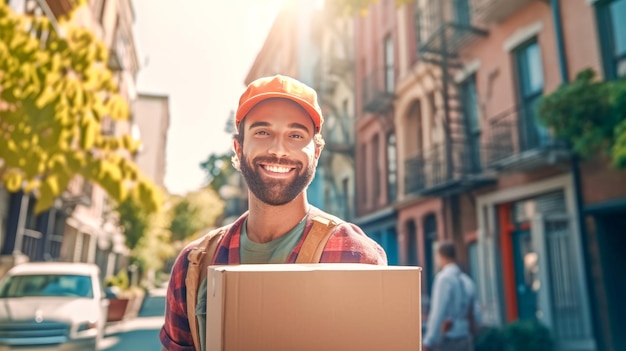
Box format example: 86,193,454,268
132,0,286,195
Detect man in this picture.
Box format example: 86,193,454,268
423,241,481,351
160,75,387,351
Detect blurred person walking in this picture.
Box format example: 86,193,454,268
423,241,481,351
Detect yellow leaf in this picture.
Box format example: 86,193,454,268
34,181,55,214
23,179,41,194
3,169,23,192
108,95,129,121
79,115,97,149
44,174,61,195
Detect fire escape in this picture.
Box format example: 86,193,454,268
405,0,495,197
312,11,356,220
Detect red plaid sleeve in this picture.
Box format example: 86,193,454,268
286,207,388,265
159,246,195,351
319,222,388,264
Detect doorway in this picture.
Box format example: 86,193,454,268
595,211,626,350
512,229,538,321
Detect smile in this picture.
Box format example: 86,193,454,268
262,165,294,173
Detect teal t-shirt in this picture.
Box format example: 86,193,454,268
239,217,307,263
196,216,307,351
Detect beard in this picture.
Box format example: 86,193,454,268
239,153,316,206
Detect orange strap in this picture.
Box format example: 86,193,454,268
185,226,228,351
295,215,341,263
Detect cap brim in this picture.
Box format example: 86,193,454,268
236,92,322,130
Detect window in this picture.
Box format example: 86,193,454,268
597,0,626,78
359,144,367,207
428,91,437,129
453,0,471,26
406,220,418,266
423,214,437,292
407,101,423,152
0,274,93,298
513,40,549,150
387,133,397,202
24,195,39,231
413,8,423,64
372,135,381,204
467,242,481,301
460,75,481,171
384,34,394,93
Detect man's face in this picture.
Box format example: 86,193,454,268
235,98,320,206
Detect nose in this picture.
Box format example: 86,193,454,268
267,137,288,158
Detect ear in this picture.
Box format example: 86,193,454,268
314,145,322,160
233,138,241,155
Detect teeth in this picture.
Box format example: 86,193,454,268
265,165,291,173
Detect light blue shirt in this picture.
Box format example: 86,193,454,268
423,263,481,347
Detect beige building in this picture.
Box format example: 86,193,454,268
132,93,170,190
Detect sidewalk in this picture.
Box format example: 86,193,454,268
99,287,166,350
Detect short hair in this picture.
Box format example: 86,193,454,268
437,241,456,260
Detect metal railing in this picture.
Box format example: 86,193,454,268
416,0,487,58
362,66,395,113
483,105,561,166
404,141,483,195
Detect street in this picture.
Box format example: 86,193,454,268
99,288,166,351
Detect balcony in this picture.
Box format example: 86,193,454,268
484,106,571,172
362,66,395,114
473,0,534,24
416,0,487,61
404,142,496,197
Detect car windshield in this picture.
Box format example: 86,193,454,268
0,274,94,298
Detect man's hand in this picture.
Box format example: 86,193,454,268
441,319,453,333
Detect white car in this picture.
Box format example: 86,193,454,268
0,262,108,351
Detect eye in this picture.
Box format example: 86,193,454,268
255,130,269,136
290,133,304,139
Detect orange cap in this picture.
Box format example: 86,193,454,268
235,75,323,132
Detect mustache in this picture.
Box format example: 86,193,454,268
252,156,302,168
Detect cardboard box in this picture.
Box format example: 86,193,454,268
206,264,421,351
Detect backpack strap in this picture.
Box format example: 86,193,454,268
185,225,229,351
296,215,343,263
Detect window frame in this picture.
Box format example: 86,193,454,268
595,0,626,79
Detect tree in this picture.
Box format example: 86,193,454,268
0,2,162,213
538,68,626,168
199,152,236,192
129,198,177,285
115,197,149,250
169,188,224,242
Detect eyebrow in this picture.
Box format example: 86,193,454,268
288,122,311,133
248,121,312,133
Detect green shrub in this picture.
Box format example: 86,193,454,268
502,320,553,351
474,320,552,351
475,326,506,351
105,269,130,291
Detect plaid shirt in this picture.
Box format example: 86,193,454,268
159,207,387,351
